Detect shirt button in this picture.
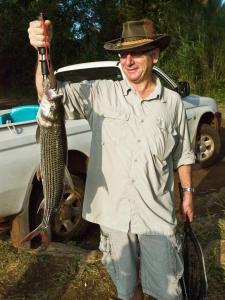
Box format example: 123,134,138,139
137,139,141,143
131,179,135,183
134,159,138,163
140,119,144,123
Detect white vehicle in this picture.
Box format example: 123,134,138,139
0,61,221,248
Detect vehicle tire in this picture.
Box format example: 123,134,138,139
51,174,89,241
196,123,221,168
29,172,89,246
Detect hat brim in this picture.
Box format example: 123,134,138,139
104,34,170,53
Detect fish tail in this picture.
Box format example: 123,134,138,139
21,224,51,252
36,229,51,252
21,224,43,243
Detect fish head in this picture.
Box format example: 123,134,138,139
37,89,64,127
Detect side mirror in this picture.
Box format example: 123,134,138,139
176,81,190,98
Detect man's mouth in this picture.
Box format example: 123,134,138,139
126,68,137,73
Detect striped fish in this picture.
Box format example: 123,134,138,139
22,88,67,251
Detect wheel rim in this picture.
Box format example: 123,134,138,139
53,190,83,236
197,133,215,162
37,175,84,238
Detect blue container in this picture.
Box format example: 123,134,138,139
0,105,39,125
0,113,12,125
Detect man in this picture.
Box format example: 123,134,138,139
28,18,195,300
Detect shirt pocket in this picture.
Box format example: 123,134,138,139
168,235,184,279
101,110,130,145
99,231,118,281
152,121,177,161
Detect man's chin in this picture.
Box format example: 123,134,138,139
125,71,146,83
127,76,142,84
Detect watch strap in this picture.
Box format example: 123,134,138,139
182,187,195,193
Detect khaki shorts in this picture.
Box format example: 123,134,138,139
99,226,183,300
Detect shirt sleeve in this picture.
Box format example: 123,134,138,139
172,97,196,169
56,80,94,121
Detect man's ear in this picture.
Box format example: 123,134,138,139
151,48,160,64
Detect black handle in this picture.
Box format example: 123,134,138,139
37,13,49,78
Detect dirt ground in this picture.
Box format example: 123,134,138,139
0,104,225,299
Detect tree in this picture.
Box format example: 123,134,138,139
0,0,225,101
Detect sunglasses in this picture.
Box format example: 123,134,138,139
118,48,156,59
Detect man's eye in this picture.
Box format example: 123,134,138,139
132,52,141,57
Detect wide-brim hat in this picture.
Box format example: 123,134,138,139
104,19,170,53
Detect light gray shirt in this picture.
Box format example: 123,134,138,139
57,78,195,235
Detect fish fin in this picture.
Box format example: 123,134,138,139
21,224,43,244
37,198,46,214
64,167,75,191
35,228,51,252
36,166,42,181
36,125,40,143
21,224,51,252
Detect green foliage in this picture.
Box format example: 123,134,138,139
0,0,225,102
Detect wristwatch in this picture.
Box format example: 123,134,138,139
182,187,195,193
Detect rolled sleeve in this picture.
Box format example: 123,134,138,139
56,80,94,120
173,99,195,169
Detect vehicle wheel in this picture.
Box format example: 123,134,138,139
29,173,89,245
51,174,89,241
196,123,221,168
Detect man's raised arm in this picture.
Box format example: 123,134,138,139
28,20,56,99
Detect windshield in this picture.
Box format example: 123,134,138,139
56,67,123,82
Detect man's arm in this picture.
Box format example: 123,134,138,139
28,19,94,120
28,20,56,99
177,164,194,222
35,54,56,99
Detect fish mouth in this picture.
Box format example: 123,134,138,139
45,89,62,102
37,89,64,127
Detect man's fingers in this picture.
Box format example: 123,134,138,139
29,20,51,29
186,210,194,222
183,207,194,222
29,20,42,27
45,20,52,27
181,193,194,222
30,40,50,49
29,34,48,49
28,27,44,36
28,20,52,49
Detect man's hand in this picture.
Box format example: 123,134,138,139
182,192,194,222
28,20,53,50
28,19,56,100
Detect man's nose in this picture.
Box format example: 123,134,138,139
125,54,134,65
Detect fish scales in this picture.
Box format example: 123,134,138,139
40,123,67,226
21,89,67,251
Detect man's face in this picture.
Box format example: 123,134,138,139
119,48,159,84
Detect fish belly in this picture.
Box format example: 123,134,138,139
40,123,67,226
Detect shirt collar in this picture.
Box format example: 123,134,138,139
120,79,132,96
120,77,166,102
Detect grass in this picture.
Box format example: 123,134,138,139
0,238,115,300
0,186,225,299
191,190,225,299
0,195,224,300
0,240,81,300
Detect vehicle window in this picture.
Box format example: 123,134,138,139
56,67,123,82
153,68,176,91
155,74,174,90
